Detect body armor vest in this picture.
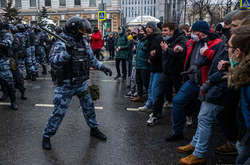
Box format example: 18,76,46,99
57,40,90,85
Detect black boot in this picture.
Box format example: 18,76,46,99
90,128,107,141
21,92,27,100
10,102,18,111
0,93,8,101
24,74,31,80
31,75,36,81
42,136,52,150
42,65,47,75
114,74,121,80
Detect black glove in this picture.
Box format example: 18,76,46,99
66,41,74,52
0,42,8,49
181,65,198,75
101,66,112,76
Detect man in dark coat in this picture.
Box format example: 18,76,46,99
147,22,187,125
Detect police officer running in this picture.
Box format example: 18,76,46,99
42,17,112,150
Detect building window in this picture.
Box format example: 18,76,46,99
89,0,96,7
106,0,111,6
30,0,36,7
75,0,81,6
60,0,66,6
0,0,6,8
45,0,51,7
15,0,21,8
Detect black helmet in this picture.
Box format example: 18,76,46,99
24,24,30,30
11,26,18,34
82,19,92,34
64,16,91,37
55,26,62,35
16,24,25,32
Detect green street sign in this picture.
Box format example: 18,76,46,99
98,11,106,21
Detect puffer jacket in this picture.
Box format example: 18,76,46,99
90,30,103,50
135,37,149,70
115,27,129,59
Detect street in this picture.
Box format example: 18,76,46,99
0,61,236,165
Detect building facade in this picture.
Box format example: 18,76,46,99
165,0,185,23
0,0,121,32
121,0,156,23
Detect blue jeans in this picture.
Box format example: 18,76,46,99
236,141,250,165
172,80,200,135
145,72,161,108
191,101,224,158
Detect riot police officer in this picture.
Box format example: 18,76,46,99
12,24,27,100
34,26,48,75
0,19,18,110
24,24,36,81
42,17,112,150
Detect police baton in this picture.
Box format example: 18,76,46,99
38,26,71,47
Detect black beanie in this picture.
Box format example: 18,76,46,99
192,20,210,35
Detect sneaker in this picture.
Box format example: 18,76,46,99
125,91,132,98
146,113,159,126
186,116,193,127
215,143,237,155
165,133,184,142
163,101,173,108
176,144,195,153
179,154,206,165
90,128,107,141
138,106,151,112
42,136,52,150
114,75,121,80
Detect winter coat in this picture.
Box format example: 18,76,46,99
184,34,223,84
147,31,163,73
90,31,104,50
135,38,149,70
162,29,187,75
115,27,129,59
106,36,115,50
203,41,238,106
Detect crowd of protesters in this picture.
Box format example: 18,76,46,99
0,7,250,165
104,9,250,165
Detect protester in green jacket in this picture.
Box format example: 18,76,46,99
131,27,150,102
114,26,129,80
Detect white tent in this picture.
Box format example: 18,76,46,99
127,16,160,26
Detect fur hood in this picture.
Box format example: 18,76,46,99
226,52,250,88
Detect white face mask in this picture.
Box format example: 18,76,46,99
191,34,199,42
163,35,171,41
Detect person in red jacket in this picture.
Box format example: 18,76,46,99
165,20,224,143
90,27,104,60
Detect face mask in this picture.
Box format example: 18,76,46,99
229,58,240,68
191,34,199,42
138,34,144,39
163,35,171,42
